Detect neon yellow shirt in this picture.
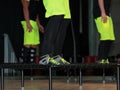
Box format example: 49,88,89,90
43,0,71,19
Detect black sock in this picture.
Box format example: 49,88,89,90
20,46,30,63
29,48,36,63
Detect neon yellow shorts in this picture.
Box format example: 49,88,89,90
95,16,115,40
21,20,40,45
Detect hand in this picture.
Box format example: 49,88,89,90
27,23,33,32
101,13,107,23
39,24,44,33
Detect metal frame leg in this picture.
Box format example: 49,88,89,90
49,66,52,90
1,68,4,90
21,69,24,90
30,68,33,80
102,68,105,84
74,68,77,83
117,66,120,90
79,68,82,90
67,67,71,83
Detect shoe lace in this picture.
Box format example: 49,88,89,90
60,57,70,64
49,58,60,65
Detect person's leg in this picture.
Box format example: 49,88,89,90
98,40,113,61
29,46,37,63
98,41,105,60
40,15,64,56
20,46,30,63
98,40,113,64
104,40,113,59
53,19,70,56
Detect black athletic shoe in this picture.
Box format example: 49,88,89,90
39,54,50,65
51,55,70,65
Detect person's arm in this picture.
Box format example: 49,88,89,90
98,0,107,23
21,0,33,32
36,15,44,33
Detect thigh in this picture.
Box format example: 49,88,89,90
44,15,64,42
21,20,40,45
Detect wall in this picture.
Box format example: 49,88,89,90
110,0,120,56
0,0,23,60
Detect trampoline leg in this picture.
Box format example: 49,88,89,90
67,67,71,84
21,69,24,90
117,66,120,90
49,66,52,90
1,68,4,90
74,68,78,83
102,68,105,84
79,68,82,90
30,68,33,81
